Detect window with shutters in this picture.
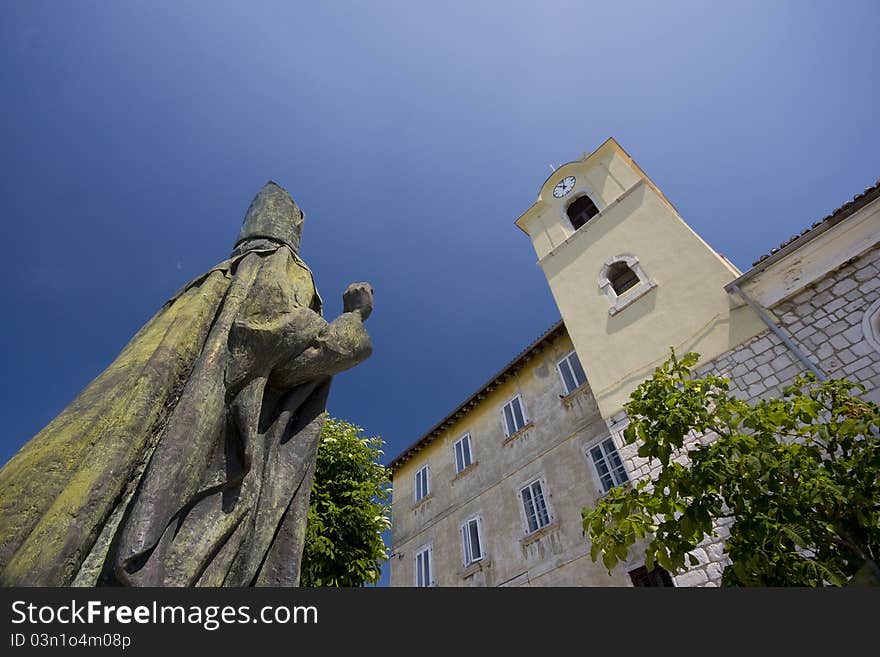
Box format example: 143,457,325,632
460,515,485,567
414,464,430,503
557,350,587,395
501,394,528,437
453,433,473,473
414,544,433,587
588,437,629,494
519,478,552,534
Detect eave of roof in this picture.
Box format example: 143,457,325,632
732,179,880,286
389,179,879,474
387,319,566,475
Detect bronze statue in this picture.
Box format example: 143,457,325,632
0,182,373,586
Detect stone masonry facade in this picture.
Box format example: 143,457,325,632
391,170,878,587
616,243,880,586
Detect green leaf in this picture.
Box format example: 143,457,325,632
300,417,391,587
581,350,880,587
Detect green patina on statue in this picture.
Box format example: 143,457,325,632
0,182,373,586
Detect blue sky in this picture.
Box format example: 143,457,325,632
1,1,878,585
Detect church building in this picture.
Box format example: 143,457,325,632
388,138,880,587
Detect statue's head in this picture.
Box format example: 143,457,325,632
233,181,305,254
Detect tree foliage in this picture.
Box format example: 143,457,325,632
582,350,880,586
300,417,392,586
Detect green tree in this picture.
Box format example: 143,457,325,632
582,350,880,586
300,417,392,586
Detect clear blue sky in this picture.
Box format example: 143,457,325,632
1,1,878,585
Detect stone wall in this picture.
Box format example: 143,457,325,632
390,331,634,587
771,244,880,404
616,244,880,586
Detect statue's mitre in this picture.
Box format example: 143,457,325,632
234,181,305,253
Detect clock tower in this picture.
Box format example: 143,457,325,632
515,138,766,421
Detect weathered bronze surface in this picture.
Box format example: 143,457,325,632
0,182,373,586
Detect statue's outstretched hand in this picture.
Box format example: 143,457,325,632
343,282,373,321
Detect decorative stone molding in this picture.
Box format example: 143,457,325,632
559,383,589,408
598,254,657,316
519,520,560,547
411,494,433,514
451,461,479,482
461,558,491,579
501,421,534,447
863,297,880,355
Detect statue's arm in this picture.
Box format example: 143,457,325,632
269,283,373,389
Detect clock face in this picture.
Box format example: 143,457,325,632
553,175,576,198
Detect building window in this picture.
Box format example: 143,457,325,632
453,434,473,473
557,350,587,395
606,261,640,295
589,437,629,493
520,479,552,534
414,464,430,503
461,516,485,567
502,395,528,437
415,544,433,587
566,194,600,230
629,565,674,587
598,254,657,316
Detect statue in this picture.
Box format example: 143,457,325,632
0,182,373,586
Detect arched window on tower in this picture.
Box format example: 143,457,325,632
599,255,657,316
566,195,600,230
606,261,640,296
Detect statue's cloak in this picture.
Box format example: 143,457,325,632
0,244,337,586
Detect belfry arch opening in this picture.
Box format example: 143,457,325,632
566,195,600,230
606,261,639,295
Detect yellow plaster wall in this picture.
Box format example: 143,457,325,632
389,331,633,587
518,139,766,418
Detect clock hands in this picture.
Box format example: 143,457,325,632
554,175,575,197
